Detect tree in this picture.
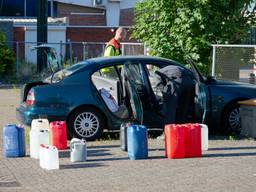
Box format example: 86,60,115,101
131,0,256,74
0,31,15,76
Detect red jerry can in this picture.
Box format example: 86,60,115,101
165,124,186,159
184,123,202,158
49,121,67,150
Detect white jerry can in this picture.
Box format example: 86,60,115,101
29,129,49,159
39,144,59,170
31,119,49,130
200,124,209,151
30,129,49,159
70,138,87,162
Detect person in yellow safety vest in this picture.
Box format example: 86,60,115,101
104,27,126,57
102,27,127,76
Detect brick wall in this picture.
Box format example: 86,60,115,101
67,27,136,42
57,2,106,26
67,28,114,42
13,27,25,42
120,8,134,26
13,27,25,58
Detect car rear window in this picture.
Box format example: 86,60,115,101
44,62,88,83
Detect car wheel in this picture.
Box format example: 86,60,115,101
223,104,241,134
67,107,105,141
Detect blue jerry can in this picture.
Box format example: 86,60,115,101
127,125,148,160
3,124,25,158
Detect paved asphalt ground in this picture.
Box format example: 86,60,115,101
1,87,256,192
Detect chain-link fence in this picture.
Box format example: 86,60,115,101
211,44,256,84
4,41,146,81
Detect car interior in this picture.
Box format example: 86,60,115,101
91,61,197,125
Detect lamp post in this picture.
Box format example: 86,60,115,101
37,0,48,73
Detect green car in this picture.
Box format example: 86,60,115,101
16,45,256,140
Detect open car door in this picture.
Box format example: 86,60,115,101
187,60,210,123
122,63,143,124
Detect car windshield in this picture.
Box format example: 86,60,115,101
44,62,88,83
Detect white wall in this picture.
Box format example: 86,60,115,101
120,0,139,9
25,26,66,64
106,2,120,26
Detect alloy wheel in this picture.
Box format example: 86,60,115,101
74,112,100,138
228,107,241,132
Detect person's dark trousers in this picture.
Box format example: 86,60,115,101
176,75,195,123
162,79,179,124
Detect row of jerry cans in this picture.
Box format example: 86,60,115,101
30,119,67,159
120,123,208,160
39,138,87,170
3,119,86,161
165,123,208,159
2,120,67,158
120,123,148,160
30,119,86,170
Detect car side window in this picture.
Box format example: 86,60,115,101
96,66,120,80
145,64,160,87
124,61,144,86
144,64,163,99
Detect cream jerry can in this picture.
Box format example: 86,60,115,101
70,138,87,162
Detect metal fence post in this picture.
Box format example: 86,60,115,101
60,40,63,67
16,41,19,77
211,45,216,77
102,43,105,56
121,44,124,56
69,40,72,65
144,44,147,55
83,42,86,60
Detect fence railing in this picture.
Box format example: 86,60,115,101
5,41,146,79
211,44,256,84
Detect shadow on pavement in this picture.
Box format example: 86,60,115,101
59,150,71,158
208,146,256,151
60,162,106,169
87,145,119,149
59,149,113,158
203,152,256,158
148,155,166,159
88,149,112,157
0,181,21,187
148,148,165,152
87,157,129,162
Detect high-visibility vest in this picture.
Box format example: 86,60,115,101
104,38,121,57
102,38,122,73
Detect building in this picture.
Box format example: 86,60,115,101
0,0,142,63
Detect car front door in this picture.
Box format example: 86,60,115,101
122,61,164,127
122,63,143,124
188,61,210,123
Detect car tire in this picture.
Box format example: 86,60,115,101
67,107,105,141
223,104,241,134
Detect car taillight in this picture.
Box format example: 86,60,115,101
26,89,35,105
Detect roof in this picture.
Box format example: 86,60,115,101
0,17,67,25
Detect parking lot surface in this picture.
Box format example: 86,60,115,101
1,88,256,192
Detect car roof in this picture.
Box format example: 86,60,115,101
84,56,180,67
